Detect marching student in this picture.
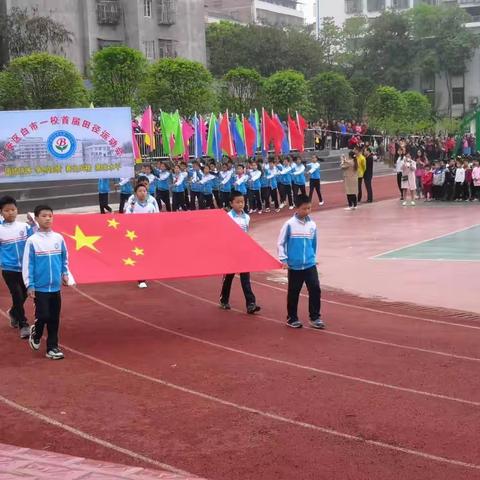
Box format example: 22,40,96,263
260,160,271,212
171,164,188,212
233,164,249,211
209,161,221,208
98,178,112,214
268,157,280,212
180,162,190,210
199,164,216,210
277,194,324,330
142,164,157,197
220,191,261,314
219,163,233,209
0,196,35,339
291,156,307,201
247,161,262,213
307,155,324,206
189,161,204,210
115,177,134,214
23,205,70,360
278,157,294,209
155,162,172,212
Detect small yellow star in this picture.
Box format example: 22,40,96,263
107,218,120,229
65,226,101,252
125,230,137,241
123,257,136,266
132,247,144,256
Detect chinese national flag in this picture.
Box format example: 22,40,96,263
55,211,281,285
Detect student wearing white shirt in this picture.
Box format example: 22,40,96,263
454,160,466,201
396,149,406,201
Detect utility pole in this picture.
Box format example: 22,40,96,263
315,0,321,40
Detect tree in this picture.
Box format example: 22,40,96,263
367,86,406,134
310,72,354,121
350,76,376,119
263,70,312,117
139,58,216,115
317,17,343,68
220,67,263,113
410,4,479,117
0,53,88,110
0,7,72,67
90,46,148,108
401,90,433,133
206,22,325,78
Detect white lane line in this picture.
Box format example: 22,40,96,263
156,281,480,364
250,280,480,331
72,288,480,407
0,394,196,477
49,346,480,473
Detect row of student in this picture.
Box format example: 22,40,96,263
0,196,69,359
98,155,325,215
395,154,480,203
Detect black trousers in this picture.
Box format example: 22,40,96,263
119,193,130,214
432,185,443,200
396,172,403,198
200,193,214,210
156,190,171,212
279,184,293,206
309,179,323,203
357,177,364,202
184,189,190,210
190,191,202,210
261,187,271,209
213,190,221,208
172,191,185,211
220,191,231,209
248,189,261,211
287,266,321,322
2,270,28,327
444,183,454,201
270,187,279,209
33,291,61,351
220,273,256,307
99,193,112,214
363,174,373,202
292,184,306,201
347,194,357,207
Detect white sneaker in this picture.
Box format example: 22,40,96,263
275,208,280,213
138,282,148,289
46,348,64,360
319,201,324,206
289,206,294,210
411,201,415,206
344,207,353,211
279,203,285,209
402,201,407,206
265,208,270,213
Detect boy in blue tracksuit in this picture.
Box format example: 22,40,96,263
98,178,112,214
307,155,324,205
0,196,35,338
278,158,294,209
189,161,204,210
115,178,134,214
23,205,70,360
292,157,307,201
219,163,233,208
277,194,324,330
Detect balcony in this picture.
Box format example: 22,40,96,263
157,0,176,25
97,0,122,26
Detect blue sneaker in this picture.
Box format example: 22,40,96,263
287,320,303,329
310,319,325,330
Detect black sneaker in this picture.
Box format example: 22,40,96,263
46,348,64,360
287,320,303,329
247,304,261,314
220,302,231,310
29,325,40,351
7,309,18,329
310,319,326,330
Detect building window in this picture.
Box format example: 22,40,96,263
392,0,409,9
367,0,385,13
157,0,176,25
452,87,465,106
143,40,156,60
345,0,363,14
144,0,152,18
158,39,176,58
97,38,122,50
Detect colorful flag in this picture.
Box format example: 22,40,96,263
231,115,246,157
296,112,307,153
132,129,142,164
171,111,184,157
254,109,261,149
288,113,303,152
261,108,276,154
194,114,203,159
207,113,222,161
161,111,183,157
243,115,256,157
140,106,156,151
182,119,195,160
54,211,281,284
220,111,235,157
200,115,207,156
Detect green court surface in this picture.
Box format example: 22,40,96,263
376,225,480,261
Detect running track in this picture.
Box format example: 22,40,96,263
1,175,480,479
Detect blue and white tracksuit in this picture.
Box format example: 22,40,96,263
98,178,110,193
0,221,34,272
292,163,306,186
307,162,321,180
155,171,171,192
233,174,248,196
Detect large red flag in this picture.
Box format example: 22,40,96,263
54,210,281,284
219,112,235,157
243,115,256,157
296,112,307,152
288,113,303,152
262,109,277,152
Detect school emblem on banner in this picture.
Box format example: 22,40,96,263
47,130,77,160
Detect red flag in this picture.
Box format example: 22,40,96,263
288,113,303,152
220,112,235,157
296,112,307,153
140,106,156,151
272,114,285,155
243,115,256,157
182,120,195,160
54,211,281,284
262,109,277,152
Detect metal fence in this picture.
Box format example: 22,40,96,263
134,129,316,162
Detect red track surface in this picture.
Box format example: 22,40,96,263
2,174,480,479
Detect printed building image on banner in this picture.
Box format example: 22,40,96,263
0,107,134,183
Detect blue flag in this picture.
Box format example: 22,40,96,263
194,115,203,159
231,117,246,157
249,112,258,156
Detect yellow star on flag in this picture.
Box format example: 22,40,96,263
123,257,136,266
132,247,144,256
125,230,137,241
65,226,101,252
107,218,120,229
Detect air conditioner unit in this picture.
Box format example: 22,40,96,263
470,96,478,106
